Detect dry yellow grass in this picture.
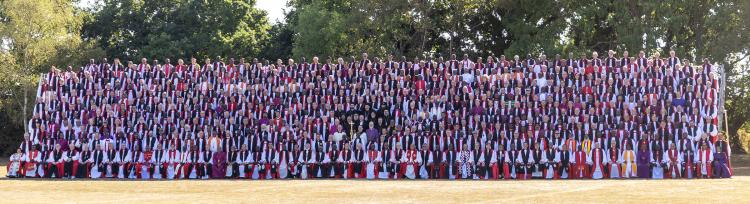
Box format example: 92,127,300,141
2,166,750,203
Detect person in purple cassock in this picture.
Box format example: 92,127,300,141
636,141,651,178
212,150,227,178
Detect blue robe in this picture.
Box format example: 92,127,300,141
636,150,651,178
713,153,731,178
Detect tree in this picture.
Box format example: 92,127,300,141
292,1,347,59
288,0,452,59
259,22,294,62
83,0,271,60
0,0,103,156
725,56,750,153
714,0,750,153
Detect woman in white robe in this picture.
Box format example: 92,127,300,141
509,149,517,179
6,149,23,178
225,147,238,178
531,144,544,178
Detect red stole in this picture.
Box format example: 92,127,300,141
368,151,378,163
144,151,153,162
698,150,710,162
29,151,39,163
406,150,417,163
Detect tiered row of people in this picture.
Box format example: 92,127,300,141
7,133,731,179
5,49,731,180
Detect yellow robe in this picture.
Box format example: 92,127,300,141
621,150,637,177
582,140,592,153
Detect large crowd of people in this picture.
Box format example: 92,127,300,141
5,49,733,180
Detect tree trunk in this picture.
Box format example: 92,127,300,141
23,82,28,131
728,120,747,154
22,54,29,133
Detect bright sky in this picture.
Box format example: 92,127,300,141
257,0,289,24
77,0,289,24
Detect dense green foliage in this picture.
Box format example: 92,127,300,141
1,0,749,156
82,0,271,60
0,0,104,155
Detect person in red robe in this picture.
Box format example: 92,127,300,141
587,142,606,179
402,144,420,179
572,145,589,179
141,146,154,179
365,144,380,179
696,142,713,178
607,141,621,179
165,145,181,179
665,143,681,179
22,145,42,178
46,144,65,178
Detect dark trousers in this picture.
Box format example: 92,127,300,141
316,163,330,178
